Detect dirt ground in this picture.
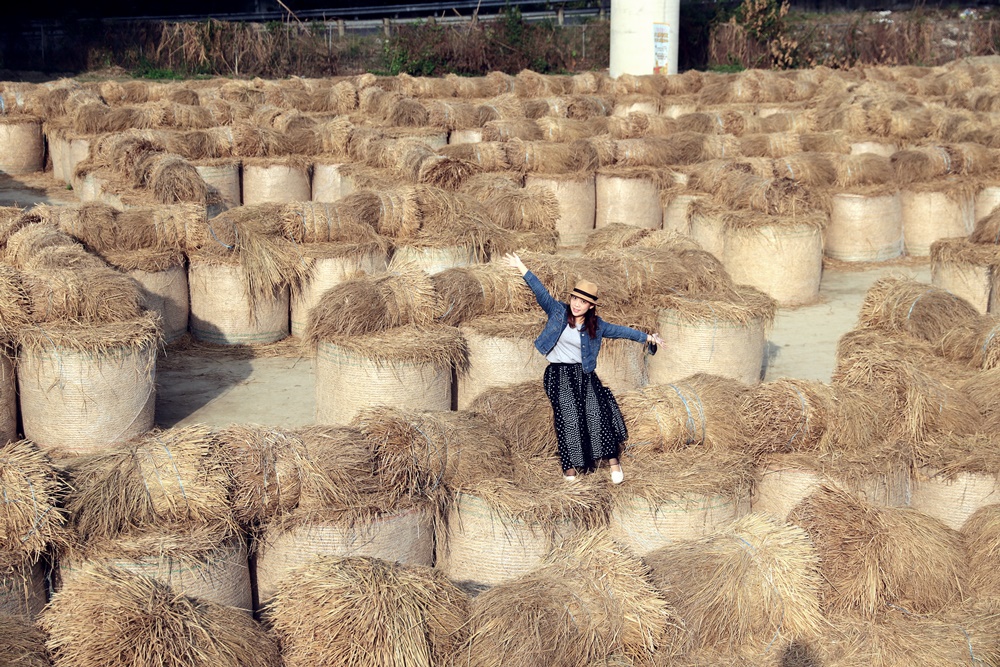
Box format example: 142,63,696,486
4,171,931,430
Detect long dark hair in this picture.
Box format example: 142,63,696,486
566,303,598,338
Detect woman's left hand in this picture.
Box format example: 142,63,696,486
648,333,664,346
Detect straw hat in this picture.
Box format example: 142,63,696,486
570,280,599,305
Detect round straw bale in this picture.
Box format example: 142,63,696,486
858,276,981,346
826,187,903,261
456,312,547,410
961,367,1000,431
62,425,233,544
937,312,1000,369
267,556,467,667
0,440,68,567
753,447,911,522
58,524,252,611
242,157,311,204
611,446,754,548
645,513,823,654
0,613,48,666
354,406,511,497
618,373,751,455
101,249,188,343
525,171,595,247
647,285,776,385
787,484,968,617
441,455,611,590
313,324,466,425
971,205,1000,245
3,222,77,269
431,261,533,326
900,180,976,257
742,380,886,457
305,267,438,340
909,433,1000,530
595,169,664,230
40,564,281,667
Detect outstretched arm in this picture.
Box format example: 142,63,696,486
503,252,563,316
601,320,665,347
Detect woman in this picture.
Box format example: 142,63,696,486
505,253,664,484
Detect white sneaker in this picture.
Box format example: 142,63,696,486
564,474,578,482
610,467,624,484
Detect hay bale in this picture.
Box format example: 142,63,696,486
304,267,438,339
456,313,548,410
595,169,664,230
788,484,968,617
962,367,1000,432
441,452,611,590
0,440,67,568
17,316,159,455
857,276,981,346
900,180,976,257
930,238,999,315
58,526,252,611
611,448,754,556
242,157,311,204
753,447,910,522
62,425,233,544
459,530,674,666
617,374,751,455
648,284,776,385
431,261,534,326
826,187,903,262
0,117,44,174
312,324,466,425
741,380,884,457
469,380,553,459
525,172,595,247
971,205,1000,245
40,564,281,667
937,313,1000,370
267,556,467,667
645,513,823,654
134,153,208,205
722,211,826,306
909,434,1000,530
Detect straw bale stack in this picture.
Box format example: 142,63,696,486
100,249,188,343
741,379,886,458
857,276,981,347
647,284,776,385
689,161,823,216
751,440,912,521
617,373,750,456
41,565,281,667
241,156,311,204
458,530,675,667
645,513,822,657
17,315,159,455
267,556,468,667
931,238,1000,314
440,452,611,590
909,434,1000,530
788,484,968,617
610,448,754,556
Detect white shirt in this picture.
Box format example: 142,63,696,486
546,322,584,364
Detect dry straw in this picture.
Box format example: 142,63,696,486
468,380,554,459
279,201,387,247
313,322,469,370
937,314,1000,370
431,262,533,326
133,152,208,205
0,613,49,667
911,432,1000,483
41,564,281,667
503,139,598,174
857,276,982,347
0,439,68,567
891,143,994,184
741,379,885,457
833,329,983,442
962,505,1000,598
0,263,31,340
971,207,1000,245
459,179,559,233
354,406,511,498
266,556,468,667
688,161,822,215
645,513,823,656
458,530,675,667
62,425,234,548
616,447,755,511
304,267,438,340
787,484,968,618
961,368,1000,431
617,373,751,456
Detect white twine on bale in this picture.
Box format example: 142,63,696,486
788,388,809,449
137,437,190,507
885,602,982,664
667,383,706,446
935,147,954,174
984,325,999,361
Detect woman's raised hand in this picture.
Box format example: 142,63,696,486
648,333,665,346
503,253,528,275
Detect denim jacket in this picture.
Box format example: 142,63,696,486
523,270,647,373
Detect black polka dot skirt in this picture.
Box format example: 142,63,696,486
543,362,628,474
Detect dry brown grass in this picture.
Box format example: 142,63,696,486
0,439,68,568
0,613,49,667
857,276,982,346
41,564,282,667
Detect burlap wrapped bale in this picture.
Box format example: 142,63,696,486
900,182,976,257
525,172,595,247
457,313,547,411
595,170,663,230
0,118,44,174
17,316,159,455
290,244,388,338
242,158,311,204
